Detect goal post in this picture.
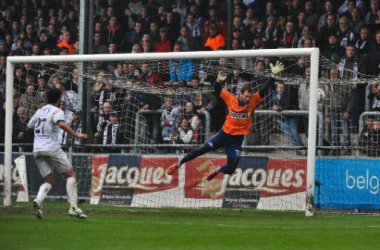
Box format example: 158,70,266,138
3,48,320,215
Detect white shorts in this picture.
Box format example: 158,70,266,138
34,148,73,178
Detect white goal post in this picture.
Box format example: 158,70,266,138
3,48,320,215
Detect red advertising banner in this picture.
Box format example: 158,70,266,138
135,156,179,194
90,155,108,202
184,158,226,199
260,159,307,197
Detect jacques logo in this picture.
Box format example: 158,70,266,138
101,165,174,192
225,168,305,194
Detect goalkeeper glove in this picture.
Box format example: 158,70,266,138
270,61,285,77
216,71,228,83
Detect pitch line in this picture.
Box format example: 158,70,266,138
112,219,380,229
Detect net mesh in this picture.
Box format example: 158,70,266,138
7,52,380,211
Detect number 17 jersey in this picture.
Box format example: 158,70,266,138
27,104,65,152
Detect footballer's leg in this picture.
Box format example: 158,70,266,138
53,148,87,219
207,157,240,181
33,153,54,219
207,135,242,181
64,169,87,219
167,132,223,175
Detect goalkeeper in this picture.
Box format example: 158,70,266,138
167,61,284,180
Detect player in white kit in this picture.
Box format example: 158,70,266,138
27,88,88,219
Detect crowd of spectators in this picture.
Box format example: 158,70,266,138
0,0,379,155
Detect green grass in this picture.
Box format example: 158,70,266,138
1,203,380,250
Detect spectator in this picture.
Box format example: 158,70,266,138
279,20,298,48
53,77,79,112
359,116,375,156
243,7,255,27
138,61,163,87
121,21,144,52
355,27,370,56
131,43,143,53
317,0,335,32
338,0,365,17
365,119,380,157
229,68,248,95
141,34,154,53
176,25,199,52
12,107,33,151
153,27,172,52
93,31,108,54
298,66,311,137
188,77,217,114
338,44,366,131
161,96,180,148
58,100,74,145
19,84,39,117
251,34,264,49
57,31,76,54
36,76,49,100
318,14,338,51
38,30,56,52
169,42,194,84
67,67,79,92
183,100,201,142
99,81,117,110
98,111,125,153
272,81,303,148
322,33,345,63
92,71,106,102
367,30,380,76
297,25,316,48
349,7,364,35
176,118,194,146
164,11,181,46
137,7,151,33
336,16,355,49
304,0,319,32
324,67,352,155
185,12,203,47
296,11,307,32
203,7,227,41
125,63,140,81
262,15,278,49
105,16,123,46
62,108,83,147
368,82,380,112
148,21,160,45
365,0,378,30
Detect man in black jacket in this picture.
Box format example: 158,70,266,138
272,81,303,147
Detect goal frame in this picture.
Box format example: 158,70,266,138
3,48,320,215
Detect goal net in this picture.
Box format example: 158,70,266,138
2,48,341,215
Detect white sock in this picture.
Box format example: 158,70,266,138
66,177,78,209
35,182,52,204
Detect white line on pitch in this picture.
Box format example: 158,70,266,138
112,219,380,229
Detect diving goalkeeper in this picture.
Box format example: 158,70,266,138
167,61,284,180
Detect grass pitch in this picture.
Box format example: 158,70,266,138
1,203,380,250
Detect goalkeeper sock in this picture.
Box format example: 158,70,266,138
36,182,52,204
66,177,78,209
